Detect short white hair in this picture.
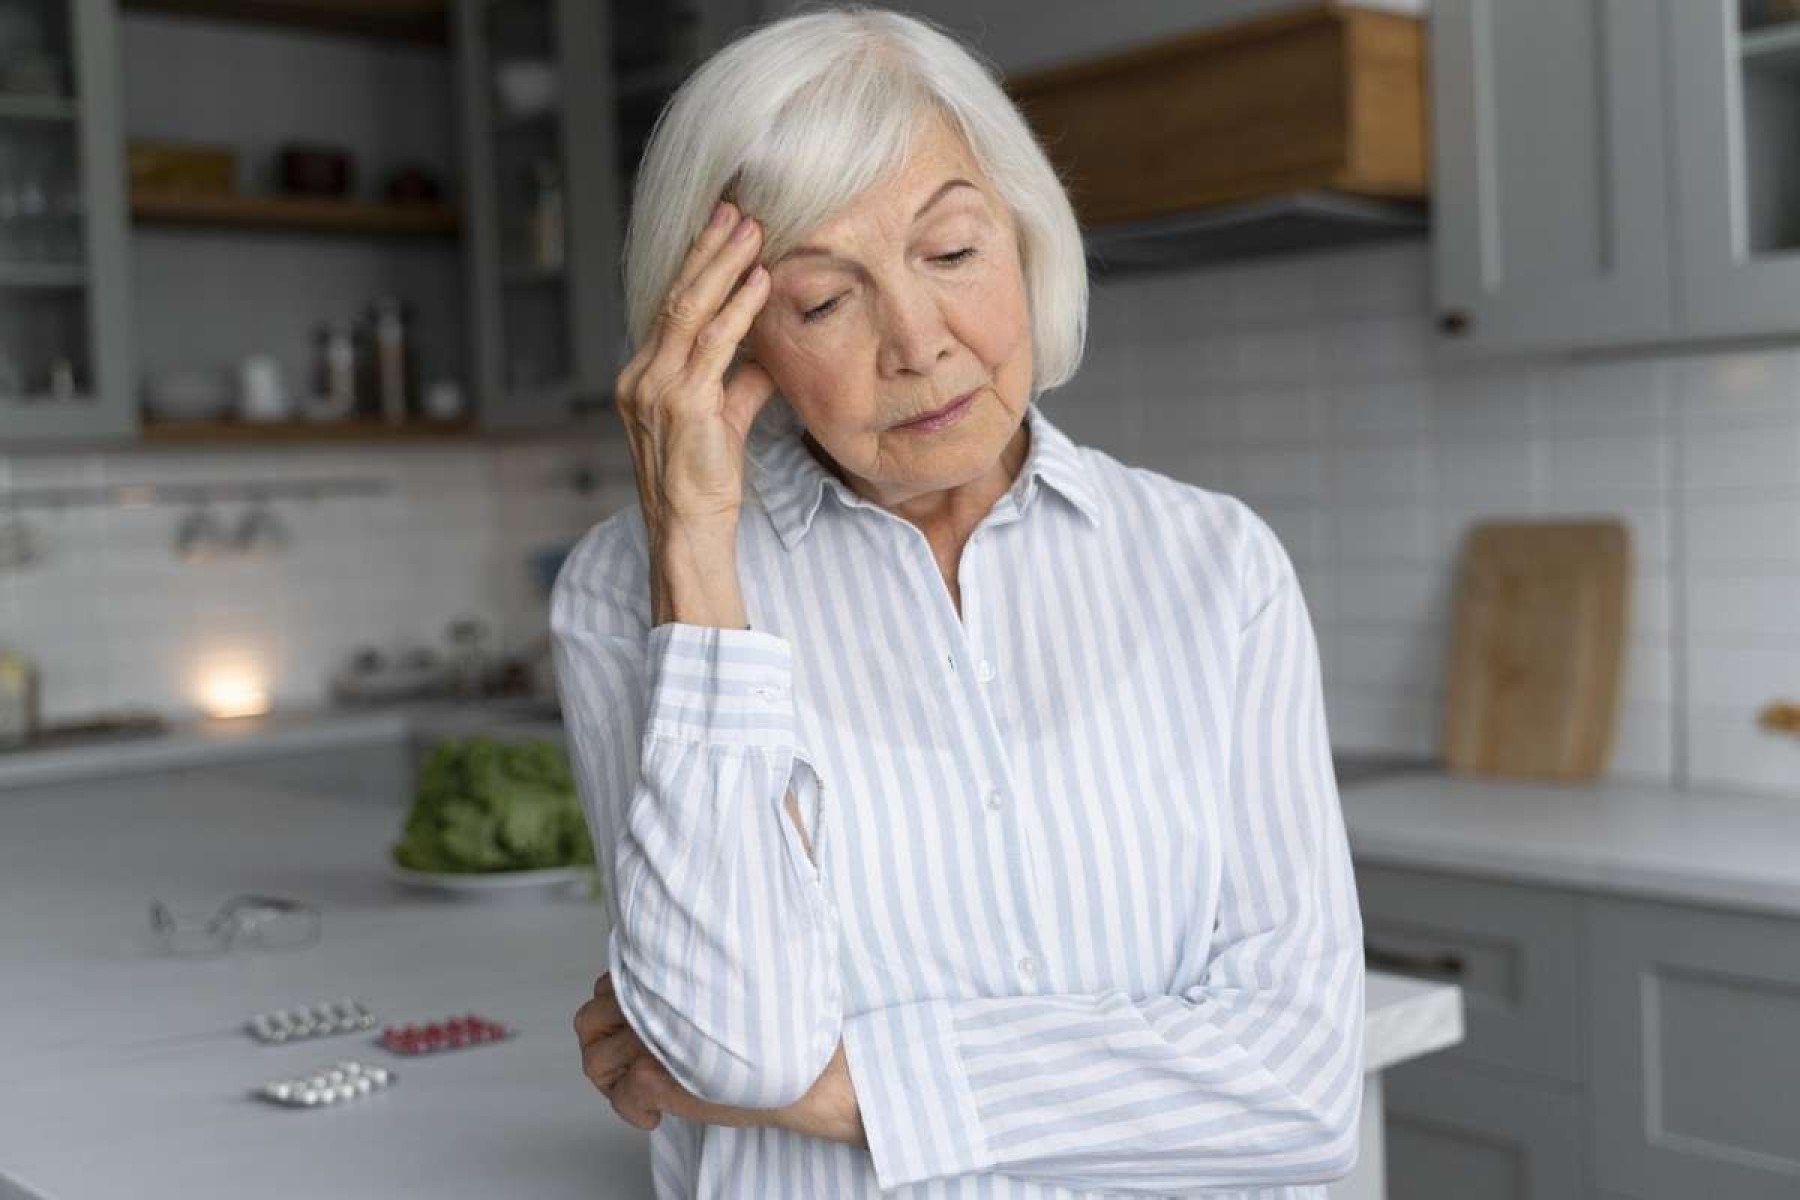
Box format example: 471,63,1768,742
621,4,1088,399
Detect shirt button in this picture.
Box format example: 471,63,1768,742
977,659,996,682
985,788,1005,812
1017,954,1037,978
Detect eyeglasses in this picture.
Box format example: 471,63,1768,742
148,893,321,957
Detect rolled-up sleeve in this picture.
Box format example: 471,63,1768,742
549,515,842,1110
841,511,1365,1193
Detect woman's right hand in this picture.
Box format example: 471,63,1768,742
616,200,777,530
614,200,779,627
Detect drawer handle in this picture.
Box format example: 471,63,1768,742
1364,944,1466,980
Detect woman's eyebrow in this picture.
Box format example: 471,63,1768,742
776,178,981,265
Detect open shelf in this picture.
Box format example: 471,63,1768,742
120,0,448,46
1741,19,1800,72
140,416,477,443
0,94,78,122
130,190,460,238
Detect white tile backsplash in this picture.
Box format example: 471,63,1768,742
0,436,628,721
1067,239,1797,800
4,239,1796,798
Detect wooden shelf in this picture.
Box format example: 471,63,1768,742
0,262,86,288
130,190,460,238
121,0,448,46
0,94,78,122
141,416,477,443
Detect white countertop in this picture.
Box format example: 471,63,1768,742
0,696,565,791
0,767,1458,1200
1341,766,1800,918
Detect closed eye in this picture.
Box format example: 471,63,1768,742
799,248,980,324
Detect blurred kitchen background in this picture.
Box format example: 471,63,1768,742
1,2,1798,1199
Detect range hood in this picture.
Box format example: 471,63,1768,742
1005,3,1430,274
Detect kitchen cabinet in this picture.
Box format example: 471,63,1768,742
455,0,756,433
1434,0,1800,354
1666,3,1800,340
1429,0,1676,354
1586,895,1800,1200
0,0,134,443
1357,862,1594,1199
1385,1058,1589,1200
1357,864,1585,1085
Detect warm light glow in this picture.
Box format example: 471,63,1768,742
197,666,269,719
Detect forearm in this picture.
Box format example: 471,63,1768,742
649,518,746,629
608,623,842,1110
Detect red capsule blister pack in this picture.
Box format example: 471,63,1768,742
379,1013,513,1056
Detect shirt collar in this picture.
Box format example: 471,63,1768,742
746,397,1103,551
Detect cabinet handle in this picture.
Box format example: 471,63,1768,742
1438,309,1471,336
1364,943,1466,980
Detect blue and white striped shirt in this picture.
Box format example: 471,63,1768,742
549,397,1365,1198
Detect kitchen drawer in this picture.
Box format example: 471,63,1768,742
1356,863,1584,1085
1385,1056,1589,1200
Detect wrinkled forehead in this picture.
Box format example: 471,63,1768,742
728,89,977,265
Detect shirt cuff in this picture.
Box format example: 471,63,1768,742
643,621,794,748
843,1000,993,1191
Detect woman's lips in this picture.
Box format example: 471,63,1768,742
895,387,980,432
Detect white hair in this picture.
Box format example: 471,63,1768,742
620,3,1088,399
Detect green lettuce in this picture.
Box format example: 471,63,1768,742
391,736,595,873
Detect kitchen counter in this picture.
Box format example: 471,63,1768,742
0,696,565,792
0,766,1458,1199
1340,767,1800,918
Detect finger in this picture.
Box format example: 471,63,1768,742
686,263,770,389
615,203,738,415
572,994,625,1045
593,972,613,1001
647,215,764,380
611,1057,668,1131
661,200,740,310
583,1026,648,1089
720,358,778,440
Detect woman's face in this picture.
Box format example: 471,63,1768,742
742,113,1033,510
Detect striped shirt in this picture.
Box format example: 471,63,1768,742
549,397,1365,1198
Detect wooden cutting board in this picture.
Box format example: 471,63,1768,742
1442,520,1632,780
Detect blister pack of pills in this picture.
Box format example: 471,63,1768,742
379,1013,512,1055
245,999,378,1044
255,1060,396,1108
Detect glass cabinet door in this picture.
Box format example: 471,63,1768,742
456,0,751,433
0,0,131,442
1669,0,1800,339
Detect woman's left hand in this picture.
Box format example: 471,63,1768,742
575,972,865,1146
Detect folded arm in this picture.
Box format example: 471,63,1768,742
551,521,842,1110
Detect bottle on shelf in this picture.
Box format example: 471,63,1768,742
356,296,417,425
307,321,357,420
527,158,564,271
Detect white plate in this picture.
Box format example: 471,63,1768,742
389,862,599,901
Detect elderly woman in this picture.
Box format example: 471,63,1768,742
554,6,1364,1197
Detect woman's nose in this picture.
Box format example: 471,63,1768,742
875,282,955,376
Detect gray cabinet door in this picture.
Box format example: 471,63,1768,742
1667,1,1800,340
1587,895,1800,1200
1385,1057,1589,1200
0,0,134,443
1356,864,1586,1085
1430,0,1675,355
